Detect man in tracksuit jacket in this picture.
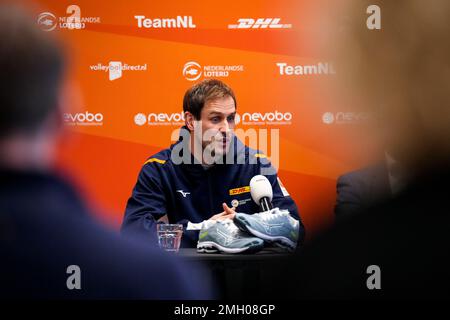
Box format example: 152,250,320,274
121,79,305,247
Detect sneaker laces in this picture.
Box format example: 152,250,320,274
258,210,285,222
220,218,240,236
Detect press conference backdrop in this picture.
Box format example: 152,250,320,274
30,0,379,237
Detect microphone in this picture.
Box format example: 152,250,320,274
250,175,273,212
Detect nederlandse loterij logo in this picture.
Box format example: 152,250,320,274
134,15,196,28
63,112,104,126
228,18,292,29
37,5,100,31
182,61,244,81
90,62,147,81
183,62,202,81
276,62,336,76
37,12,57,31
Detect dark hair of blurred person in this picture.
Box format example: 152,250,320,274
0,3,212,299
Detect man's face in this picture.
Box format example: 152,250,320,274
193,95,236,158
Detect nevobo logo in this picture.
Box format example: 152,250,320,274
238,111,293,125
134,112,185,126
64,112,104,126
322,112,370,125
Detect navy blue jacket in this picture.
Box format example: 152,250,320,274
122,127,305,247
0,168,212,299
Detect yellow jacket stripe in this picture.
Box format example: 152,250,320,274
144,158,166,165
254,153,267,158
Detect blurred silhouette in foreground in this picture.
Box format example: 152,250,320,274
281,0,450,299
335,116,412,219
0,3,212,299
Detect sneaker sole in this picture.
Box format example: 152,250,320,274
234,218,297,252
196,245,220,254
197,241,263,254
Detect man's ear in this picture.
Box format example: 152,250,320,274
185,111,196,130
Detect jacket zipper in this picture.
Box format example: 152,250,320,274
207,170,214,215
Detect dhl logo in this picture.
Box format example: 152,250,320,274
229,186,250,196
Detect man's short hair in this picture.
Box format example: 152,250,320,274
0,5,65,138
182,79,237,120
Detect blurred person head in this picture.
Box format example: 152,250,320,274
329,0,450,174
0,3,65,171
182,79,237,162
0,3,215,301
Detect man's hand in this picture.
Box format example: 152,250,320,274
209,203,236,221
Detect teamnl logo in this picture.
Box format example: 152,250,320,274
183,61,244,81
276,62,336,76
236,111,293,126
90,62,148,81
37,5,101,32
134,112,185,126
228,18,292,29
134,15,196,29
322,112,371,125
63,111,104,126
